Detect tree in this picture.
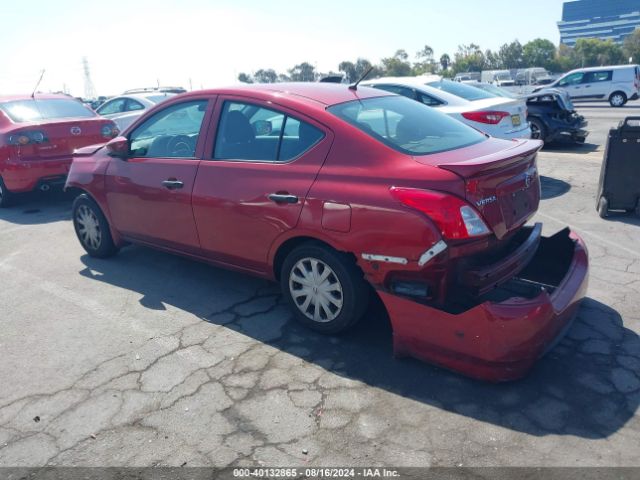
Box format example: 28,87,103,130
413,45,435,75
498,40,524,69
440,53,451,71
556,43,579,71
574,38,625,67
338,58,382,83
484,49,502,69
338,61,357,83
237,73,253,83
381,50,413,76
452,44,485,74
522,38,557,70
253,69,278,83
624,28,640,63
288,62,316,82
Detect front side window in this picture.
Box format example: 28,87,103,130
213,101,324,162
559,72,584,86
97,98,127,115
129,100,207,158
328,95,486,155
0,98,96,122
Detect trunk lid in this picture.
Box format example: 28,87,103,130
14,117,116,160
416,138,542,239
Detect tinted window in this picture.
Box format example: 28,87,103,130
417,92,444,106
146,94,173,104
426,80,495,101
97,98,126,115
214,101,323,162
0,98,95,122
372,85,417,100
584,71,612,83
558,72,584,86
129,100,207,158
328,96,486,155
126,99,145,111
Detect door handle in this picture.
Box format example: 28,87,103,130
268,193,299,204
162,179,184,190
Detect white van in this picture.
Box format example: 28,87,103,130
541,65,640,107
480,70,515,87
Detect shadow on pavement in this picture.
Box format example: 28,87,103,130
540,175,571,200
543,142,599,154
79,246,639,440
602,210,640,227
0,190,74,225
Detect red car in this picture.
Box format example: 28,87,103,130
0,94,118,206
66,83,588,382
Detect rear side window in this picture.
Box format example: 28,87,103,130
126,99,145,111
0,98,95,122
97,98,126,115
213,101,324,162
372,85,417,100
584,71,612,83
328,95,486,155
426,80,494,101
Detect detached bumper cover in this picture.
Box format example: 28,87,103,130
379,228,589,382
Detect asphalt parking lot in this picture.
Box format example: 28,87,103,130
0,102,639,468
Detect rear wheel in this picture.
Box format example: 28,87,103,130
0,178,14,208
72,194,119,258
597,196,609,219
529,118,546,143
609,92,627,107
280,243,370,334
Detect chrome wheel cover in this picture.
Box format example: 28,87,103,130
289,257,344,323
611,94,625,107
76,205,102,250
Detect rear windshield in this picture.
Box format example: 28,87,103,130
328,95,486,155
0,98,96,123
426,80,495,101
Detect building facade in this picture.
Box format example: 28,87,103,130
558,0,640,46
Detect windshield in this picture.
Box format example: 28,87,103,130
146,94,173,104
328,96,486,155
475,84,516,98
0,98,96,122
496,72,512,81
426,80,495,101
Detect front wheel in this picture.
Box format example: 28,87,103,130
72,194,119,258
280,243,370,334
609,92,627,107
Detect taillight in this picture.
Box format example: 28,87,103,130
462,111,510,125
7,130,48,145
101,124,119,138
390,187,491,240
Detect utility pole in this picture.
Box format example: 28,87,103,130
82,57,96,99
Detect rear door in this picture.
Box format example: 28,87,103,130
192,97,332,273
104,96,213,253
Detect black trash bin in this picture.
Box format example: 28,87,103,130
596,117,640,218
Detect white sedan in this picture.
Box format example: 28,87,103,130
95,91,176,132
362,77,531,140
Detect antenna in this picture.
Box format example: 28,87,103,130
31,70,46,98
348,66,374,91
82,57,97,99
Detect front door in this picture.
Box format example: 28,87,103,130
105,98,213,253
192,97,332,273
558,72,586,99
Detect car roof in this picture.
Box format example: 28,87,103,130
0,93,76,103
568,65,637,73
174,82,393,109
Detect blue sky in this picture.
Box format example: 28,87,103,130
0,0,565,96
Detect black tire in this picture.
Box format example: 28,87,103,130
280,242,370,334
609,91,627,107
529,118,546,143
0,177,14,208
72,194,119,258
597,196,609,219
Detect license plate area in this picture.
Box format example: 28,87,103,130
511,114,521,127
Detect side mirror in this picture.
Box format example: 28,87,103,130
106,136,130,159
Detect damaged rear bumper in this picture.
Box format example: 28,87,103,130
379,228,589,382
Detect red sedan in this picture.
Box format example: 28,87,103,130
66,83,588,382
0,94,118,206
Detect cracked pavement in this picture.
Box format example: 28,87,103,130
0,103,639,467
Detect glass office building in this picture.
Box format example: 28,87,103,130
558,0,640,46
